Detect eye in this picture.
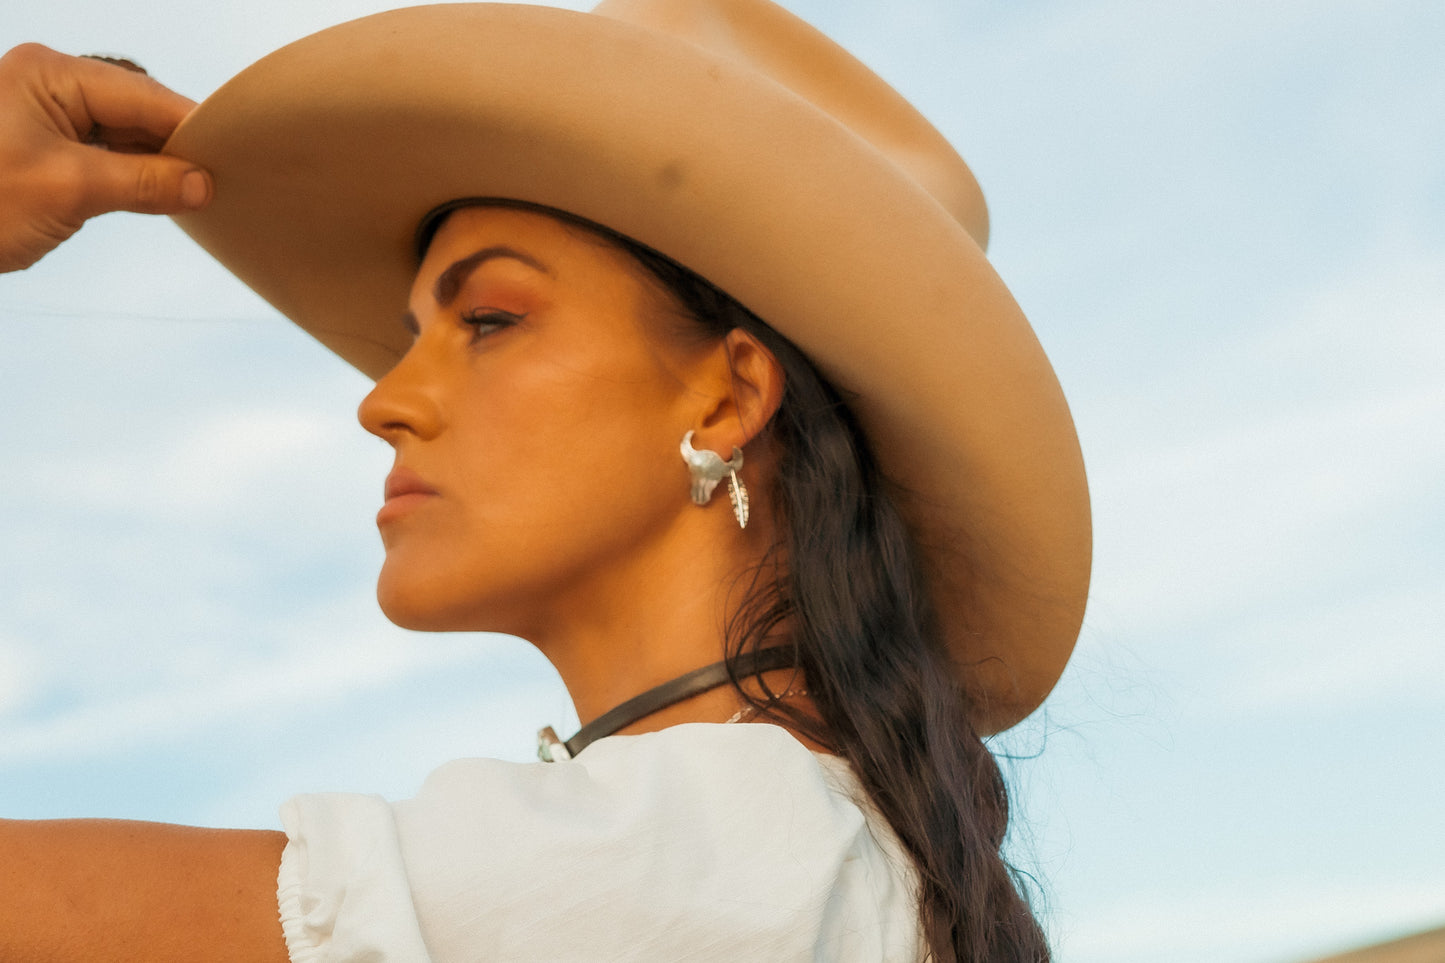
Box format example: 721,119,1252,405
459,308,523,340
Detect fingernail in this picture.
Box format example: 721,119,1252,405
180,170,210,209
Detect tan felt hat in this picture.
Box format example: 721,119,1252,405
165,0,1091,734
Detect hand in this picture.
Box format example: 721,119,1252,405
0,43,213,273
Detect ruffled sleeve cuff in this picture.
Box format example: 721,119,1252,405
277,793,433,963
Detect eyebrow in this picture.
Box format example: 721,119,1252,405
401,245,553,335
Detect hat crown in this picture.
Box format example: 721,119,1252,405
592,0,990,248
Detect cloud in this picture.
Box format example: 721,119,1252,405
10,403,384,537
1056,873,1445,963
1076,239,1445,711
0,638,41,717
192,666,577,829
1219,581,1445,714
0,595,510,764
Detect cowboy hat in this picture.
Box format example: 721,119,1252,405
163,0,1091,734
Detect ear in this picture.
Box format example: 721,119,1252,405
695,328,785,449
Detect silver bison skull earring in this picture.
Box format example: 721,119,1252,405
680,430,750,529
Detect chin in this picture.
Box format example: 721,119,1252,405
375,572,520,635
375,571,464,631
377,589,443,631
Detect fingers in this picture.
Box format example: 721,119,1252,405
0,43,214,271
72,146,214,218
0,142,212,272
67,51,196,145
0,44,213,270
48,48,212,213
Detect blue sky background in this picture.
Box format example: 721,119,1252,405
2,1,1442,961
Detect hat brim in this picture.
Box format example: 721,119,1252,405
164,2,1090,734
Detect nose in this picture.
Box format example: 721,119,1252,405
357,338,446,442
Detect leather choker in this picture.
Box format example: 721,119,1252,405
537,647,798,762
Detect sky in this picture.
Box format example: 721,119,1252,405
2,1,1442,961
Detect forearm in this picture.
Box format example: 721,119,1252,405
0,818,289,963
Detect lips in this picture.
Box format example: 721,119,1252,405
384,467,439,502
378,467,439,525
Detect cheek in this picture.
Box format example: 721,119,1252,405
375,329,696,630
462,375,681,530
448,355,687,560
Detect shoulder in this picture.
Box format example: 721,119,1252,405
280,725,922,962
406,722,862,844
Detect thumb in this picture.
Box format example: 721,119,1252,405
73,147,213,218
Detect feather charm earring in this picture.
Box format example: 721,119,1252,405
680,430,749,529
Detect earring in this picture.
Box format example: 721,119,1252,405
680,430,750,529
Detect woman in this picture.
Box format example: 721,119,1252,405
1,0,1090,960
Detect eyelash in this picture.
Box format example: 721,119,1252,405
459,308,523,340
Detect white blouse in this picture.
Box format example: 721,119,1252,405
276,722,923,962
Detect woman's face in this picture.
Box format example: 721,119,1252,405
357,206,716,638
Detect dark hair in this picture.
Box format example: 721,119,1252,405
619,241,1051,963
